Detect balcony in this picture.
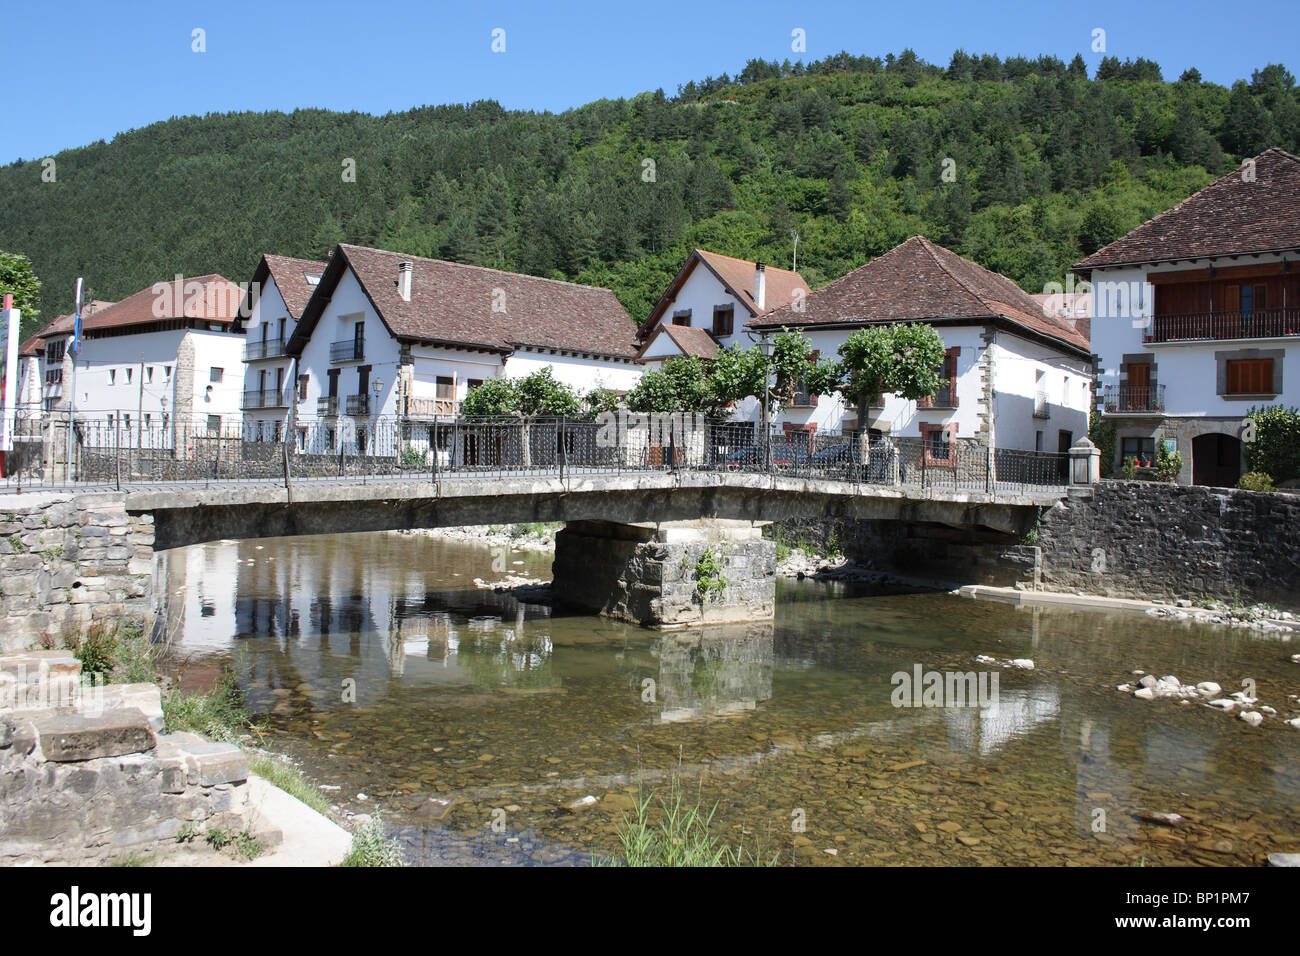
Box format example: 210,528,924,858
788,388,818,409
317,396,338,417
1146,308,1300,344
330,339,364,364
1102,384,1165,415
405,396,458,418
244,339,287,361
1033,391,1050,419
345,394,369,416
243,389,288,410
917,379,958,409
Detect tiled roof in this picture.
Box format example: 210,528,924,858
293,244,638,359
262,255,327,320
1074,148,1300,272
635,323,720,363
33,301,115,342
641,249,810,337
752,236,1091,354
79,277,242,334
1031,292,1091,347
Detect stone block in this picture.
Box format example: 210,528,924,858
33,710,156,762
96,683,164,732
185,742,249,787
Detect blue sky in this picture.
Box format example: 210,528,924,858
4,0,1298,165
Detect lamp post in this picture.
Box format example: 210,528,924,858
372,378,383,457
757,333,774,472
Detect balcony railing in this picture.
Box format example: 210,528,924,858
318,396,338,417
788,389,818,408
917,379,957,409
345,394,369,416
330,339,364,363
1033,391,1050,419
243,389,288,410
1102,384,1165,414
1145,308,1300,344
406,396,458,418
244,339,287,361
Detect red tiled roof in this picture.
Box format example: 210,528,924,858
292,244,639,359
752,236,1091,354
80,277,242,334
635,324,720,363
641,249,810,337
33,301,115,342
1032,292,1091,347
262,254,327,320
1074,148,1300,273
18,334,42,357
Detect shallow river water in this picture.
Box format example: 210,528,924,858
157,531,1300,866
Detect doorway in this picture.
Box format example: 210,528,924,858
1192,433,1241,487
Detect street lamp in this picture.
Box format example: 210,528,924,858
371,378,383,456
756,334,774,471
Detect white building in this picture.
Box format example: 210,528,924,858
1076,147,1300,486
57,275,246,442
750,236,1093,455
284,244,642,454
234,254,326,442
635,249,810,370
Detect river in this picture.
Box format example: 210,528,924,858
155,530,1300,866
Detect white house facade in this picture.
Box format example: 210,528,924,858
750,236,1093,455
1076,147,1300,486
285,244,642,456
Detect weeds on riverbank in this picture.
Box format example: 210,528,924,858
342,812,406,867
164,669,259,744
248,755,330,814
600,776,781,867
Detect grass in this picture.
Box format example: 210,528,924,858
342,812,406,867
163,668,260,744
599,776,781,867
509,521,558,538
109,852,156,867
177,822,266,861
248,754,330,814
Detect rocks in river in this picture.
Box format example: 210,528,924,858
973,654,1035,671
1286,717,1300,730
567,795,598,811
1133,809,1187,827
1207,699,1236,711
1195,681,1221,698
1239,711,1264,727
1268,853,1300,866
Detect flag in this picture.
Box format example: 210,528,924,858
70,277,83,355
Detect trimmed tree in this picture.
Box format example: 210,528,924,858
0,251,41,335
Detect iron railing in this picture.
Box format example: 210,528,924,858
330,339,364,363
0,413,1071,495
1101,384,1165,414
243,389,289,410
317,396,338,417
1145,308,1300,344
244,339,288,361
345,394,369,416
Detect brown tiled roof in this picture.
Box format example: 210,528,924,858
33,301,115,342
262,255,327,320
751,236,1091,354
18,334,42,357
635,324,720,363
1031,292,1091,346
80,277,241,334
292,244,638,359
1074,148,1300,273
641,249,810,338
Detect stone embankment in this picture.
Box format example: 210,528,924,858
0,650,254,865
0,492,154,652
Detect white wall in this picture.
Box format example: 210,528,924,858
990,331,1091,452
653,262,755,349
1091,254,1300,418
503,349,642,393
241,275,297,437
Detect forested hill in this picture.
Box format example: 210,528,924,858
3,49,1298,337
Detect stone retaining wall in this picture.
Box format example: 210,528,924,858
0,651,252,865
0,492,154,651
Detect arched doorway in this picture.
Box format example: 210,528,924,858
1192,433,1241,487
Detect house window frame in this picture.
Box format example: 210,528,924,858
919,422,958,466
712,305,734,337
1216,348,1282,398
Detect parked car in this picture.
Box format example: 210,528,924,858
807,440,906,483
724,444,808,470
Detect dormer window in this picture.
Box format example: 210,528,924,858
672,309,691,327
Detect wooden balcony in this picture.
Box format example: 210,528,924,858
1145,308,1300,344
917,379,958,409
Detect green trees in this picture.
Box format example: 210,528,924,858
1243,405,1300,484
0,251,41,334
2,49,1296,327
459,367,583,418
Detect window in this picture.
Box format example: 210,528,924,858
147,366,154,383
123,414,131,431
165,365,172,380
712,306,734,337
298,374,309,401
1121,437,1155,466
1035,431,1043,452
126,367,132,384
47,340,65,364
273,421,282,443
108,369,116,385
436,376,455,400
1225,358,1273,395
144,413,151,428
920,423,957,465
210,367,223,383
207,415,221,435
672,309,691,326
467,378,483,392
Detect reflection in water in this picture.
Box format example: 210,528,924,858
155,531,1300,866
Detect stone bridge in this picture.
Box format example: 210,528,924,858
0,472,1068,644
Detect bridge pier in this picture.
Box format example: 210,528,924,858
552,519,776,628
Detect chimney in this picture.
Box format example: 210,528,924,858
398,262,413,302
754,262,766,311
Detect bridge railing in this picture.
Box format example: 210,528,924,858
0,413,1069,495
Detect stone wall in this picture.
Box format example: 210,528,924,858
553,519,776,627
0,492,154,651
1,650,251,865
1035,481,1300,609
